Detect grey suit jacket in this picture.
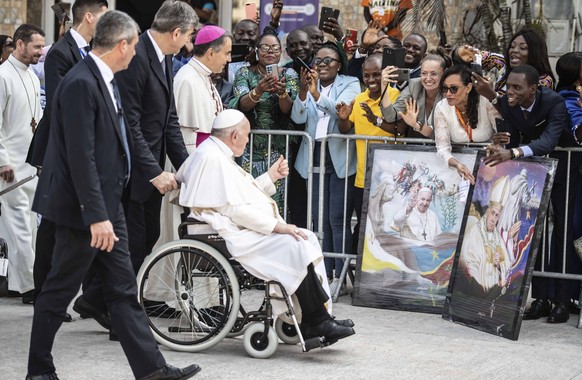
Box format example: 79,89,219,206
381,78,443,137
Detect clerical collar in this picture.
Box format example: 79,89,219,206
191,57,212,76
69,27,89,49
147,30,165,63
520,99,535,113
8,54,28,70
209,136,234,158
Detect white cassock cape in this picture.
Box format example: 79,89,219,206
459,217,511,293
392,206,442,242
176,136,331,318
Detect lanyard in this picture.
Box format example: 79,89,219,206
455,107,472,142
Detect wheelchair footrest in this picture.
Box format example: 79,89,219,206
303,336,338,352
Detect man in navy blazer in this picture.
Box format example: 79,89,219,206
27,0,109,323
115,0,198,274
485,64,579,324
26,11,200,380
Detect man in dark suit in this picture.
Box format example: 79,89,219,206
115,0,198,274
26,10,200,380
27,0,110,326
485,64,580,324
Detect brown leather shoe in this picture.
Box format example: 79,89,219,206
138,364,201,380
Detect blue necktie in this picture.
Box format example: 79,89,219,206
110,78,131,183
79,45,90,59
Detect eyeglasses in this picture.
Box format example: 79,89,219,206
257,44,281,53
313,57,340,66
441,84,464,94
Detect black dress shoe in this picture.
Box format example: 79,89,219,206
547,302,570,324
73,296,111,330
109,328,119,341
25,372,60,380
143,299,181,318
138,364,201,380
523,299,551,320
302,319,355,342
22,290,35,304
332,317,355,327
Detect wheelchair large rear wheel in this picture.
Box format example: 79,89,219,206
136,239,240,352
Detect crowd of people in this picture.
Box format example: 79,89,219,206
1,0,582,378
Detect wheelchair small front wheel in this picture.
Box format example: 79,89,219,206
274,318,300,345
243,322,278,359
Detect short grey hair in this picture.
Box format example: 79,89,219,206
211,125,237,138
151,0,199,34
92,10,140,51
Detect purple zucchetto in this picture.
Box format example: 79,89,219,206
194,25,226,45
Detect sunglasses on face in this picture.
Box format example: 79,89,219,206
313,56,340,66
441,84,464,94
257,44,281,53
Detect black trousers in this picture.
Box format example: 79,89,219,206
126,191,163,274
531,151,581,303
33,218,106,311
28,206,165,377
294,264,330,326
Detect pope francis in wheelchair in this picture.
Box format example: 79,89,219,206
136,110,354,358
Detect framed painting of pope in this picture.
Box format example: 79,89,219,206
352,144,479,313
442,156,557,340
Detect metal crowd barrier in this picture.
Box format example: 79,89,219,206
247,131,582,328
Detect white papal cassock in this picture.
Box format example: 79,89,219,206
0,55,42,293
177,136,331,317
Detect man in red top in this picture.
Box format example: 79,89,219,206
361,0,413,40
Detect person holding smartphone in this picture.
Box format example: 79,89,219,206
228,32,299,212
291,42,360,293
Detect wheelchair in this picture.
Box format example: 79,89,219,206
136,218,337,358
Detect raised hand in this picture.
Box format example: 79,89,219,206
336,100,354,120
360,102,378,124
362,20,383,49
398,98,420,127
381,65,399,87
268,155,289,182
322,17,343,41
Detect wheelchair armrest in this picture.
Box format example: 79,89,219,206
178,218,218,239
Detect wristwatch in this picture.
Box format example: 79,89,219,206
375,117,383,127
510,148,520,159
491,95,502,105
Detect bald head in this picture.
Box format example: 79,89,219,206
286,29,312,62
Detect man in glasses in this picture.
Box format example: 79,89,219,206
485,64,580,324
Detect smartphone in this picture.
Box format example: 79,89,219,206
51,3,70,23
344,28,357,51
245,2,257,20
295,56,312,72
319,7,340,30
382,47,410,81
382,47,406,68
265,64,278,77
470,62,483,77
